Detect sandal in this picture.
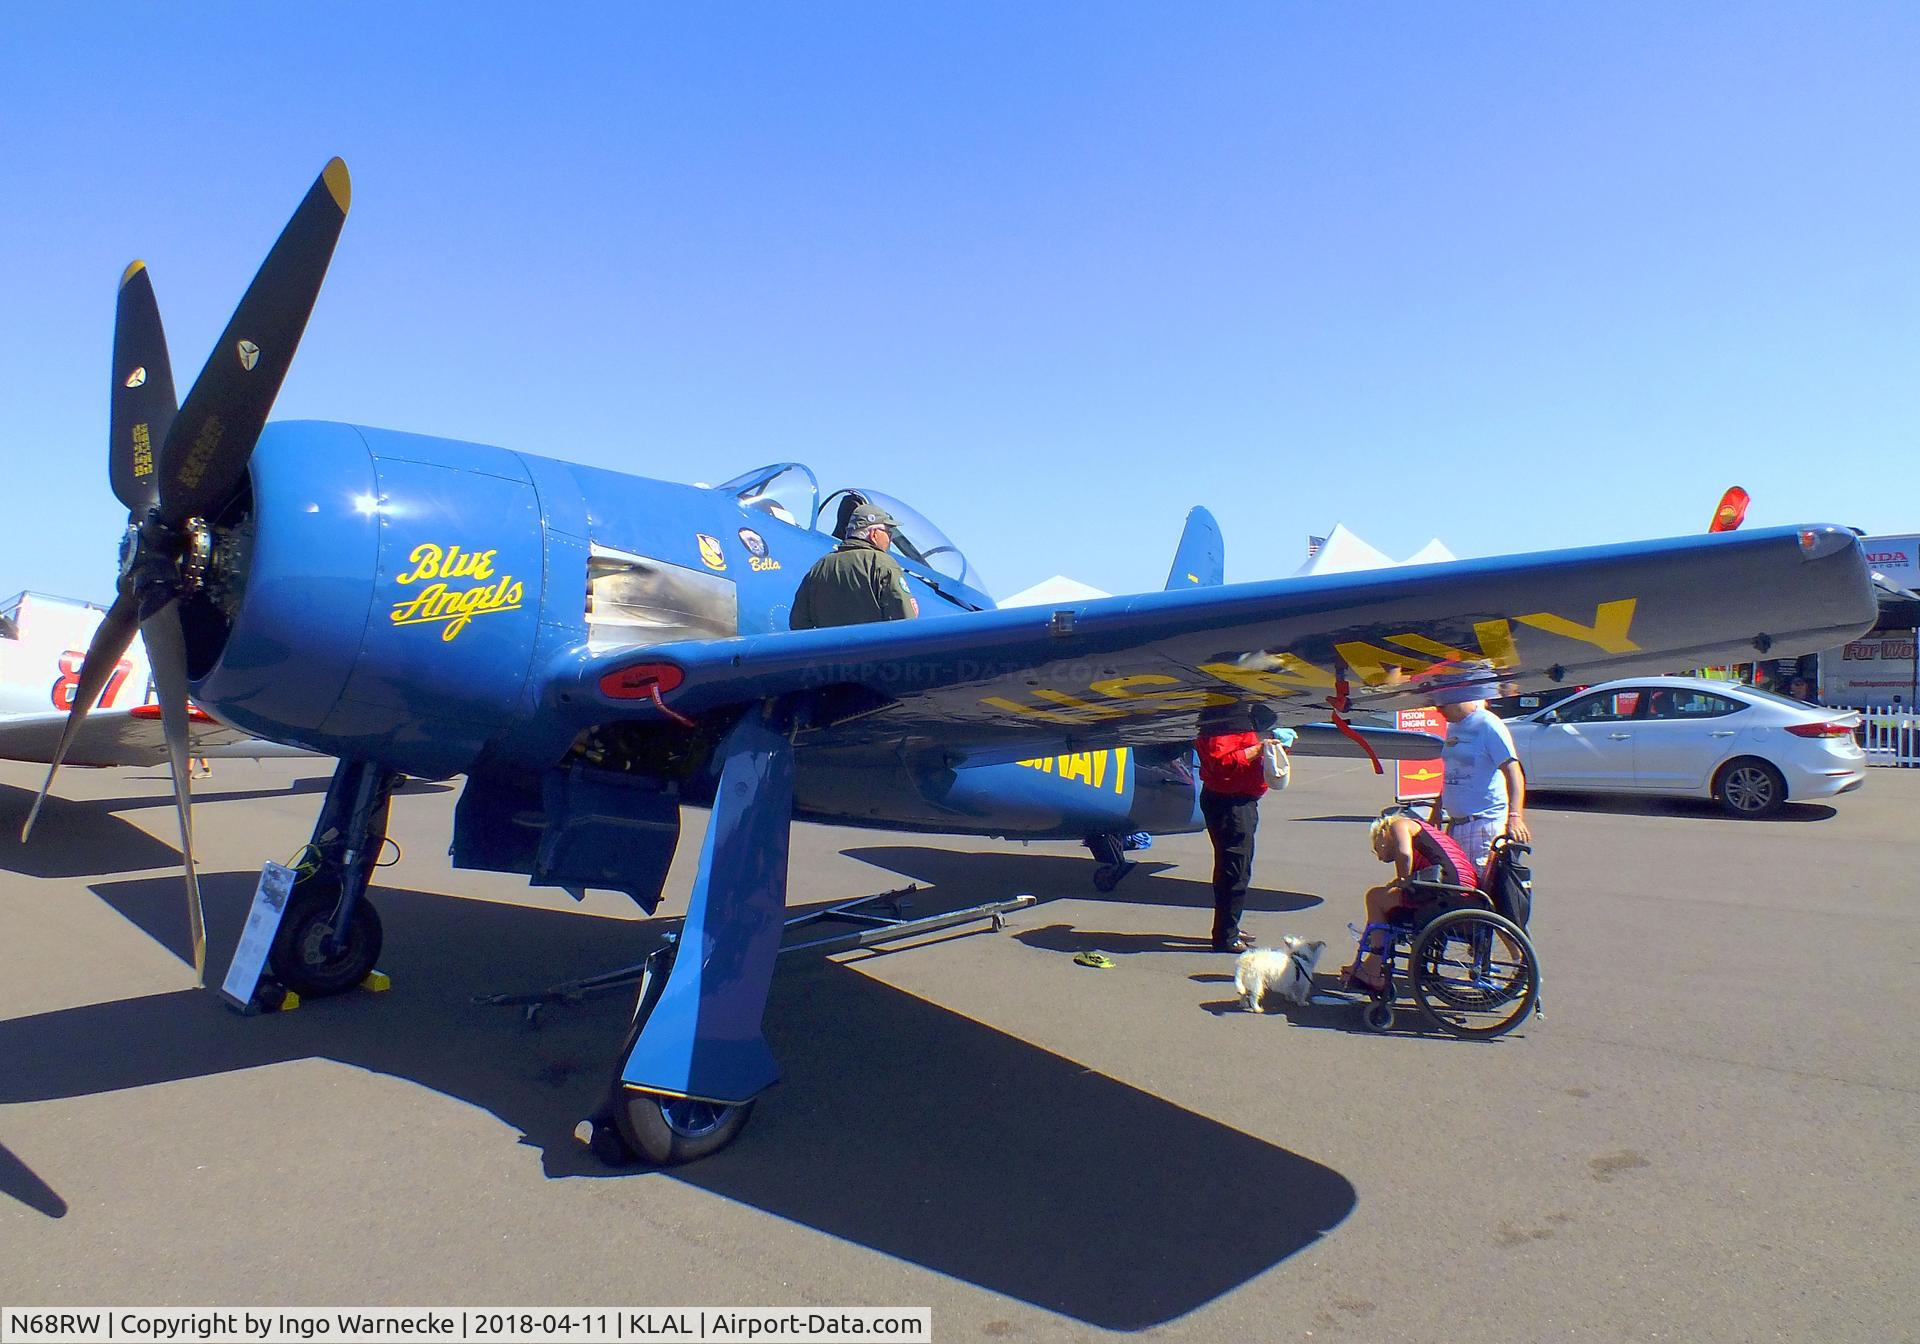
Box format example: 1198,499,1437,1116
1340,963,1388,995
1073,951,1117,969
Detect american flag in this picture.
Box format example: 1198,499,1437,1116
1306,535,1326,558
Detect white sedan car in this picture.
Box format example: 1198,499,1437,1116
1505,676,1865,817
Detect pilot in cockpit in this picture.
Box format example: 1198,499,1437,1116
789,503,921,630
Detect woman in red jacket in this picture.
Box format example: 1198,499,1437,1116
1196,729,1269,952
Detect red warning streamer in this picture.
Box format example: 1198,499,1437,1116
1330,676,1384,775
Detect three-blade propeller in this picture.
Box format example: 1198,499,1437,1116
21,158,351,984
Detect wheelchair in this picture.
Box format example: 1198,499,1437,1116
1348,834,1541,1039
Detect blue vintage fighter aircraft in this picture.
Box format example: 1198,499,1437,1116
25,159,1881,1163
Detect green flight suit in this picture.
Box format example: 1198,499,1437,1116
789,536,917,630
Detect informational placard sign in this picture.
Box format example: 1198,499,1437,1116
219,861,296,1011
1395,707,1446,801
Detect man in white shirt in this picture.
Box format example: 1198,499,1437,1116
1426,666,1531,873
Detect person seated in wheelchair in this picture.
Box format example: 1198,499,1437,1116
1340,810,1483,995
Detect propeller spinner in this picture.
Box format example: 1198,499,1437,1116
22,158,352,983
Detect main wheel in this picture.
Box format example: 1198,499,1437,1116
1714,757,1786,818
613,1089,755,1165
268,873,384,997
1409,908,1538,1039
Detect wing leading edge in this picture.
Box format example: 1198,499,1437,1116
562,524,1875,762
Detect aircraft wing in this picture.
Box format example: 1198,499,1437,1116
567,525,1876,761
0,708,316,768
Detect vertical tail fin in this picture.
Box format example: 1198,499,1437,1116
1165,507,1224,590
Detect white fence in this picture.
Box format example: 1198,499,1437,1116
1830,702,1920,767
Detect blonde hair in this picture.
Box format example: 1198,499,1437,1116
1369,813,1397,850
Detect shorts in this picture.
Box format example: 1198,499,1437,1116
1445,815,1502,876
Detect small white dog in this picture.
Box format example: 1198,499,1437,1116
1235,936,1327,1012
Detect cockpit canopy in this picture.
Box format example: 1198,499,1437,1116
712,464,988,597
816,488,987,593
714,462,819,530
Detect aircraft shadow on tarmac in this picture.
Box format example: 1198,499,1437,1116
0,782,181,878
0,778,450,881
840,844,1324,917
0,871,1355,1329
0,1140,67,1219
103,773,451,808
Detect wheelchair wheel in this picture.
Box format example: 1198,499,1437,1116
1409,908,1538,1039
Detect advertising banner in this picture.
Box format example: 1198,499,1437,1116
1822,633,1917,707
1861,534,1920,589
1395,707,1445,801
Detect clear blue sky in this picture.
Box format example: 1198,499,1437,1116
3,3,1914,602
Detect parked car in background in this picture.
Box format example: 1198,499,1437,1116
1488,687,1583,719
1505,676,1865,817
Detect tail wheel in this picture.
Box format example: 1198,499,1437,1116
268,872,383,997
614,1090,755,1165
1714,757,1786,817
1409,908,1538,1039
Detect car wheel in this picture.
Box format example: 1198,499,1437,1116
1714,757,1786,818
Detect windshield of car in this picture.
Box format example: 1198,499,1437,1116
713,463,819,530
816,488,987,593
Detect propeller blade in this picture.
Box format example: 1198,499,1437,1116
141,599,207,983
154,157,351,526
20,591,140,842
109,261,178,513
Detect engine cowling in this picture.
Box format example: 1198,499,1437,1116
192,421,556,777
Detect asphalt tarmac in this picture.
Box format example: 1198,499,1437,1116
1,755,1913,1342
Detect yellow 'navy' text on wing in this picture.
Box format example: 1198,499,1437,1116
982,599,1640,722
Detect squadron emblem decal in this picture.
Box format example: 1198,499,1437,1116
738,527,780,571
236,340,260,371
697,534,727,571
125,367,147,389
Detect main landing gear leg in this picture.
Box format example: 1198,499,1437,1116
268,759,400,999
1085,831,1139,893
595,703,794,1165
